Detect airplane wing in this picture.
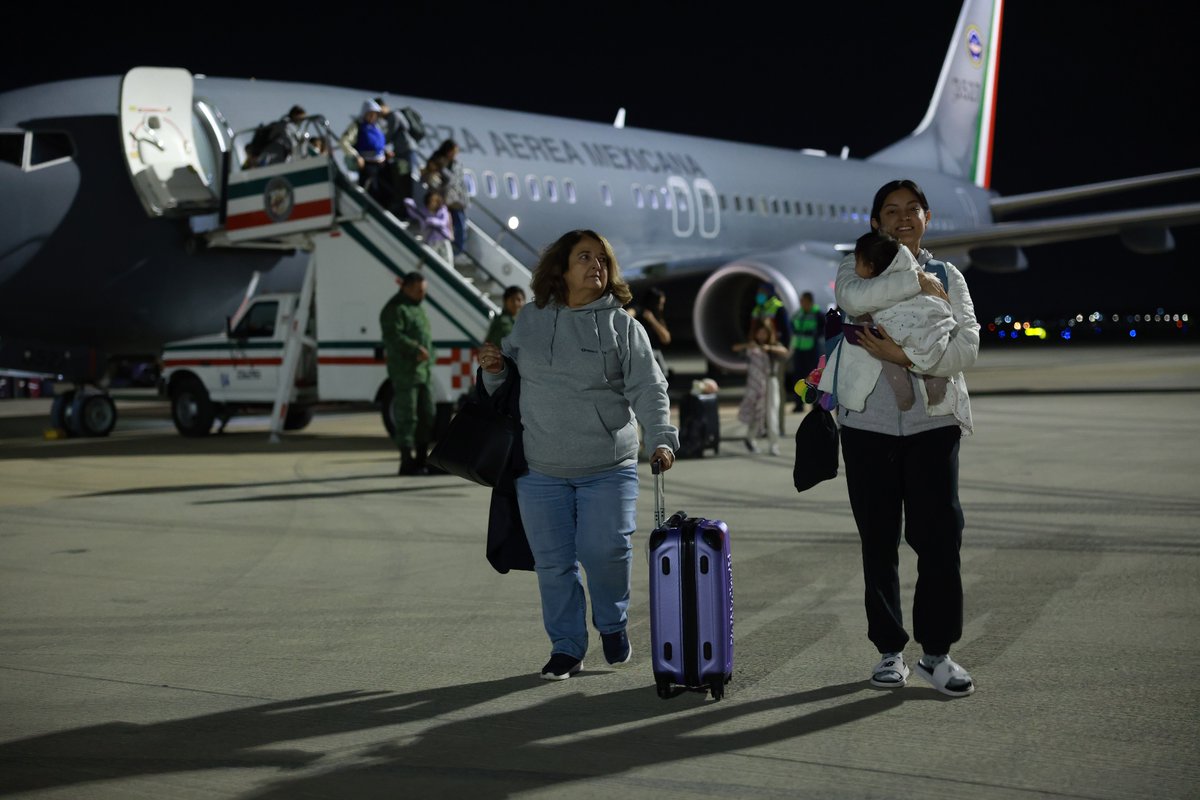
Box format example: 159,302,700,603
925,202,1200,251
989,168,1200,217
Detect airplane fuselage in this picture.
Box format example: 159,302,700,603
0,74,993,374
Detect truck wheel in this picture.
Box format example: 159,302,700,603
284,405,314,431
171,377,215,437
50,390,76,433
77,394,118,437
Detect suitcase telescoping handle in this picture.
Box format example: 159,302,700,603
651,458,686,529
651,459,665,528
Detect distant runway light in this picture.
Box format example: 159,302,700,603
1130,329,1138,338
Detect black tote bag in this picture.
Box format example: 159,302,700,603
427,363,521,488
793,405,840,492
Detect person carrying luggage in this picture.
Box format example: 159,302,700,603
478,229,679,680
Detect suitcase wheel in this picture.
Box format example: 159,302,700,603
709,675,725,701
655,678,674,699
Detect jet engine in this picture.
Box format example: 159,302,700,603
692,244,840,373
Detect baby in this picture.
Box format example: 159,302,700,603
852,230,954,410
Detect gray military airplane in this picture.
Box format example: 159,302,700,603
1,0,1197,435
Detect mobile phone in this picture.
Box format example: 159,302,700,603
842,323,882,345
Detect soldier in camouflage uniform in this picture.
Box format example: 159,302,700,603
380,272,437,475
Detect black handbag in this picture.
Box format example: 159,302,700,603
427,362,521,488
793,405,839,492
793,335,841,492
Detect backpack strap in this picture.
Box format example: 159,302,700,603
925,258,949,290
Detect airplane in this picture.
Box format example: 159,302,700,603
2,0,1198,436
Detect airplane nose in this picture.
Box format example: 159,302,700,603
0,159,79,286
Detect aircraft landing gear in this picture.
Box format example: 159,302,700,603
49,386,119,437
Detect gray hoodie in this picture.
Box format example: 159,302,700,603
482,293,679,478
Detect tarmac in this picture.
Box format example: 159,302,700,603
1,344,1199,799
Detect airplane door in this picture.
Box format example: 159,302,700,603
120,66,219,218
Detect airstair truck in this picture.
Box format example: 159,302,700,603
160,126,531,438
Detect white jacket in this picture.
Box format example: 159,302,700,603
869,246,956,371
819,250,979,433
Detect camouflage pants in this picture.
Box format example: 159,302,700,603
391,380,435,448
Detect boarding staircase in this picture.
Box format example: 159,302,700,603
200,116,534,438
206,114,533,320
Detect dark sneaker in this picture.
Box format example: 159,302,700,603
540,653,582,681
601,630,632,666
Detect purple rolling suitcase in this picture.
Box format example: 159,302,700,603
647,464,734,700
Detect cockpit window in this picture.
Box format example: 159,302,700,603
0,132,24,166
30,132,73,166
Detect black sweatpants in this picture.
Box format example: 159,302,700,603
840,424,965,655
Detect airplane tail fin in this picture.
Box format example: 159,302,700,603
868,0,1003,188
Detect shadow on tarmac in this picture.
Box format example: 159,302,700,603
0,675,950,799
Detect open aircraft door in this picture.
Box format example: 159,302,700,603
119,66,220,217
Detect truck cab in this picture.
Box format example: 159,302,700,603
162,294,318,436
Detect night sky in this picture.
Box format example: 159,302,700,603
3,3,1195,324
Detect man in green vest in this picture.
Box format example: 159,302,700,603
380,271,437,475
788,291,825,412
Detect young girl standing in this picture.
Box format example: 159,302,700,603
734,318,789,455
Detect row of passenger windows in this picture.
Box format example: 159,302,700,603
464,169,579,205
461,168,953,230
6,131,950,232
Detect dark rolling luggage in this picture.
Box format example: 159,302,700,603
647,464,734,700
676,392,720,458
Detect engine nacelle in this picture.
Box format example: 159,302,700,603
965,245,1028,273
693,244,839,373
1120,226,1175,255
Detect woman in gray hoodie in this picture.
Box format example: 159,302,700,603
479,229,678,680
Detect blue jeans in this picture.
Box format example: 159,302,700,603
515,465,639,660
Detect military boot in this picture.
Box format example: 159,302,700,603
399,447,426,476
